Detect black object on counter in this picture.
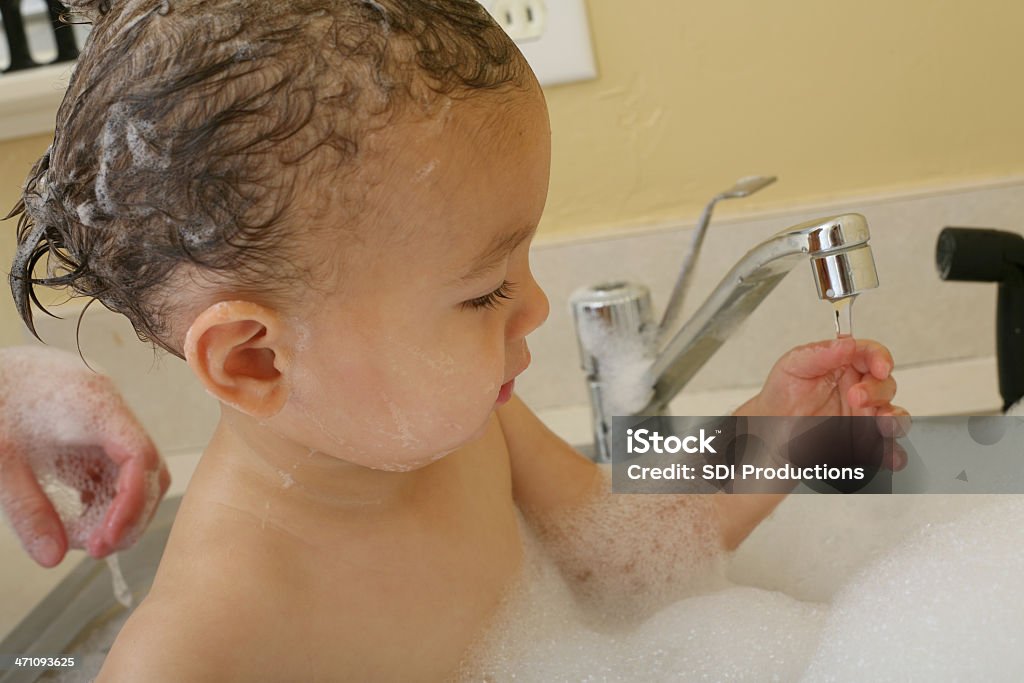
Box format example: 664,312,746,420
937,227,1024,412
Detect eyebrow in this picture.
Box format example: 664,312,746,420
452,223,537,285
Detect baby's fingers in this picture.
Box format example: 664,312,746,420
848,376,897,411
882,439,909,472
876,407,911,438
875,407,910,471
851,339,895,380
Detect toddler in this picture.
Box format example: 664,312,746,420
9,0,903,680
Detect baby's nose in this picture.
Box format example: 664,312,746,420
510,276,549,339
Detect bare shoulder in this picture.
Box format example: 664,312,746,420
96,520,310,682
96,563,304,683
96,595,244,682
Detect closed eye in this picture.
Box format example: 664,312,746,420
461,281,517,311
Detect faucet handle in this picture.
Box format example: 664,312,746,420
570,282,654,374
570,282,656,462
659,175,778,341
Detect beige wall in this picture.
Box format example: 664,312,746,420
541,0,1024,236
3,0,1024,335
0,134,50,346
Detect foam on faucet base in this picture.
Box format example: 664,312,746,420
576,313,655,417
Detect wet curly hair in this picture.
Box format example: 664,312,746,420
8,0,529,357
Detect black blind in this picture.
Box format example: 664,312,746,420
0,0,79,73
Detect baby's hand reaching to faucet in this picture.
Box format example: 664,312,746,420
735,337,907,420
712,337,907,545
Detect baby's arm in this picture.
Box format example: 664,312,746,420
499,395,726,622
499,337,903,620
499,395,784,552
498,395,603,519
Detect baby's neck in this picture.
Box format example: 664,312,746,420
199,408,442,515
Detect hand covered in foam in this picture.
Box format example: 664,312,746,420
0,346,169,567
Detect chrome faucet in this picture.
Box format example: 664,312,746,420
570,179,880,462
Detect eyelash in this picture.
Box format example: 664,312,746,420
462,281,517,311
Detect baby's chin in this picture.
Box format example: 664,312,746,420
365,413,495,472
370,447,460,473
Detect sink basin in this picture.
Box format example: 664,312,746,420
0,496,181,683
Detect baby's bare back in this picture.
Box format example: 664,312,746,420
98,417,523,682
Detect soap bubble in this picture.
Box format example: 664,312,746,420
460,491,1023,681
32,445,119,549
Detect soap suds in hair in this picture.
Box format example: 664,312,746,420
10,0,529,358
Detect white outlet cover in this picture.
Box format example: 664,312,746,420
482,0,598,87
490,0,548,42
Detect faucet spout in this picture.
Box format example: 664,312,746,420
645,213,878,412
570,211,880,462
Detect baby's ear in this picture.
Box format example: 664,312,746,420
184,301,291,418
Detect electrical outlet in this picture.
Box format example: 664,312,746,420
482,0,598,87
490,0,547,42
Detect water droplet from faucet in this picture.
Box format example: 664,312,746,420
832,296,856,338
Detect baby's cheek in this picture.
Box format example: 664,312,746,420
288,339,502,467
403,361,501,440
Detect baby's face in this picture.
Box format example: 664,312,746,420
280,88,552,471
